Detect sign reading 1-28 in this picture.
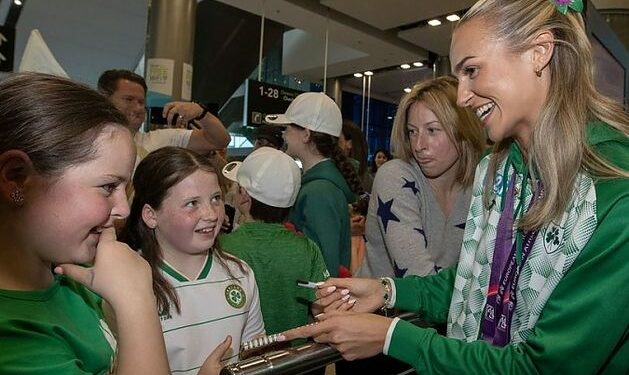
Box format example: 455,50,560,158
245,79,304,126
259,85,279,99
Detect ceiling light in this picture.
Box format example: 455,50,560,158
364,71,374,76
412,62,423,67
446,14,460,22
14,0,23,5
400,63,411,70
353,72,363,78
427,19,441,27
403,87,412,93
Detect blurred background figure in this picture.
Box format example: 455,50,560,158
338,120,373,274
98,69,230,162
254,124,285,150
222,160,252,233
339,120,373,193
370,148,392,177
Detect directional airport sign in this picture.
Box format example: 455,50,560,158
244,79,304,127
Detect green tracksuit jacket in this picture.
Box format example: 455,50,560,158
386,123,628,374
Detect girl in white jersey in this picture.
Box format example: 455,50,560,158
120,147,264,374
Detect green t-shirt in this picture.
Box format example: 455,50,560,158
0,275,115,374
220,221,329,335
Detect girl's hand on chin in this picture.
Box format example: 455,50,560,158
54,227,155,309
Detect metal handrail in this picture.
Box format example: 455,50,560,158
220,341,340,375
220,312,423,375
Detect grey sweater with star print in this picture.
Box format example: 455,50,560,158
356,159,471,278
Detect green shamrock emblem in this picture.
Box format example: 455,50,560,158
545,227,560,246
225,284,246,309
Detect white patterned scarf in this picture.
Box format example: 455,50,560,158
447,151,597,343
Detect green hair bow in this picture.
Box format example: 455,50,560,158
550,0,584,14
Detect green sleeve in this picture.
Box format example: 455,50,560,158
299,182,349,276
393,267,455,323
387,140,629,374
523,176,629,373
299,239,329,304
308,239,329,282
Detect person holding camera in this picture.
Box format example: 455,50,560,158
98,69,230,165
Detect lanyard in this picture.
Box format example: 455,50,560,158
480,173,542,346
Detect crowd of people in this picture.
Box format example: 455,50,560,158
0,0,627,374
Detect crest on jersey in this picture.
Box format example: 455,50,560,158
225,284,246,308
542,222,565,254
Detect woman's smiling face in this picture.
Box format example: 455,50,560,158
450,18,547,147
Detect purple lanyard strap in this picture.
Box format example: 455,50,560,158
480,173,542,346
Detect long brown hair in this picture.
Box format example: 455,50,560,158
309,129,364,195
0,72,129,177
458,0,629,230
341,120,369,176
119,147,246,316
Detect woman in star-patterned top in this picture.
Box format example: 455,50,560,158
358,76,485,278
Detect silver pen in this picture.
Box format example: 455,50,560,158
296,280,324,289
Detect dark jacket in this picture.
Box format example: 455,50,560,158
288,159,355,276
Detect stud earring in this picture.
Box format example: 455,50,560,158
10,189,24,206
535,68,542,77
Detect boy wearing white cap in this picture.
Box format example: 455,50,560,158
266,92,363,277
219,147,329,335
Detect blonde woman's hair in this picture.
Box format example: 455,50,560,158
458,0,629,230
390,75,485,187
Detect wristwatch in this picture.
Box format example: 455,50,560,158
194,102,209,120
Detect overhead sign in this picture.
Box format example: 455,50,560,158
244,79,304,127
0,26,15,72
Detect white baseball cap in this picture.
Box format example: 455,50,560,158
221,147,301,208
265,92,342,137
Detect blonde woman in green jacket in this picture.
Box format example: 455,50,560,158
279,0,629,373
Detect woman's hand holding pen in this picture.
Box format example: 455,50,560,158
291,278,395,361
310,277,387,314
